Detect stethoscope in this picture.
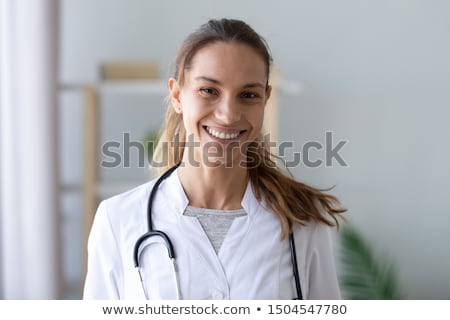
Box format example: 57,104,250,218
133,163,303,300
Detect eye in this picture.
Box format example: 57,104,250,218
241,92,261,99
199,87,219,96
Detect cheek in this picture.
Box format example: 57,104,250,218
181,94,211,123
182,111,196,131
181,104,204,132
249,108,265,130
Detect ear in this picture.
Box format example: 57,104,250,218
168,77,182,113
264,85,272,106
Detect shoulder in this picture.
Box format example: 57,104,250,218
93,179,158,229
292,221,341,299
293,220,335,248
101,180,153,209
291,219,338,272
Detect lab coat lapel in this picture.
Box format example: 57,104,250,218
164,170,231,296
217,182,260,274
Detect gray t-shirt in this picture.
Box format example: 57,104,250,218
184,206,247,254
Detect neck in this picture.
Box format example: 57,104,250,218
177,161,248,210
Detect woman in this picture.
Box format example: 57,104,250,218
84,18,346,300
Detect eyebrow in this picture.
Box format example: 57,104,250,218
194,76,266,89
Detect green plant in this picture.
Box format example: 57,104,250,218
338,224,404,299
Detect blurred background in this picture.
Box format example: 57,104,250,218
1,0,449,299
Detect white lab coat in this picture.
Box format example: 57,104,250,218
83,169,341,300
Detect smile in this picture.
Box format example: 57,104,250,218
204,126,244,140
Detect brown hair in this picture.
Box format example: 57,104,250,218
153,18,346,239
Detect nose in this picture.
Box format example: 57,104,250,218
215,96,241,124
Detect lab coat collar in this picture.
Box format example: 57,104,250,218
161,168,261,217
161,168,189,215
241,181,260,217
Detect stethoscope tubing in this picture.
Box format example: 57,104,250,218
133,163,181,268
289,232,303,300
133,162,303,299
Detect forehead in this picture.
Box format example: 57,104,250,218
186,42,267,84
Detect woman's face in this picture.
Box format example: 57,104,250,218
169,41,271,167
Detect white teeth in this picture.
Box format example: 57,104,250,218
206,127,240,140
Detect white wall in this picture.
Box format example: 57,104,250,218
60,0,450,299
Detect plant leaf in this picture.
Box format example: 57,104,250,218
338,224,403,299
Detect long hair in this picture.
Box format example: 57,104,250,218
153,18,346,239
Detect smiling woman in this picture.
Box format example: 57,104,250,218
168,41,268,186
83,18,346,300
